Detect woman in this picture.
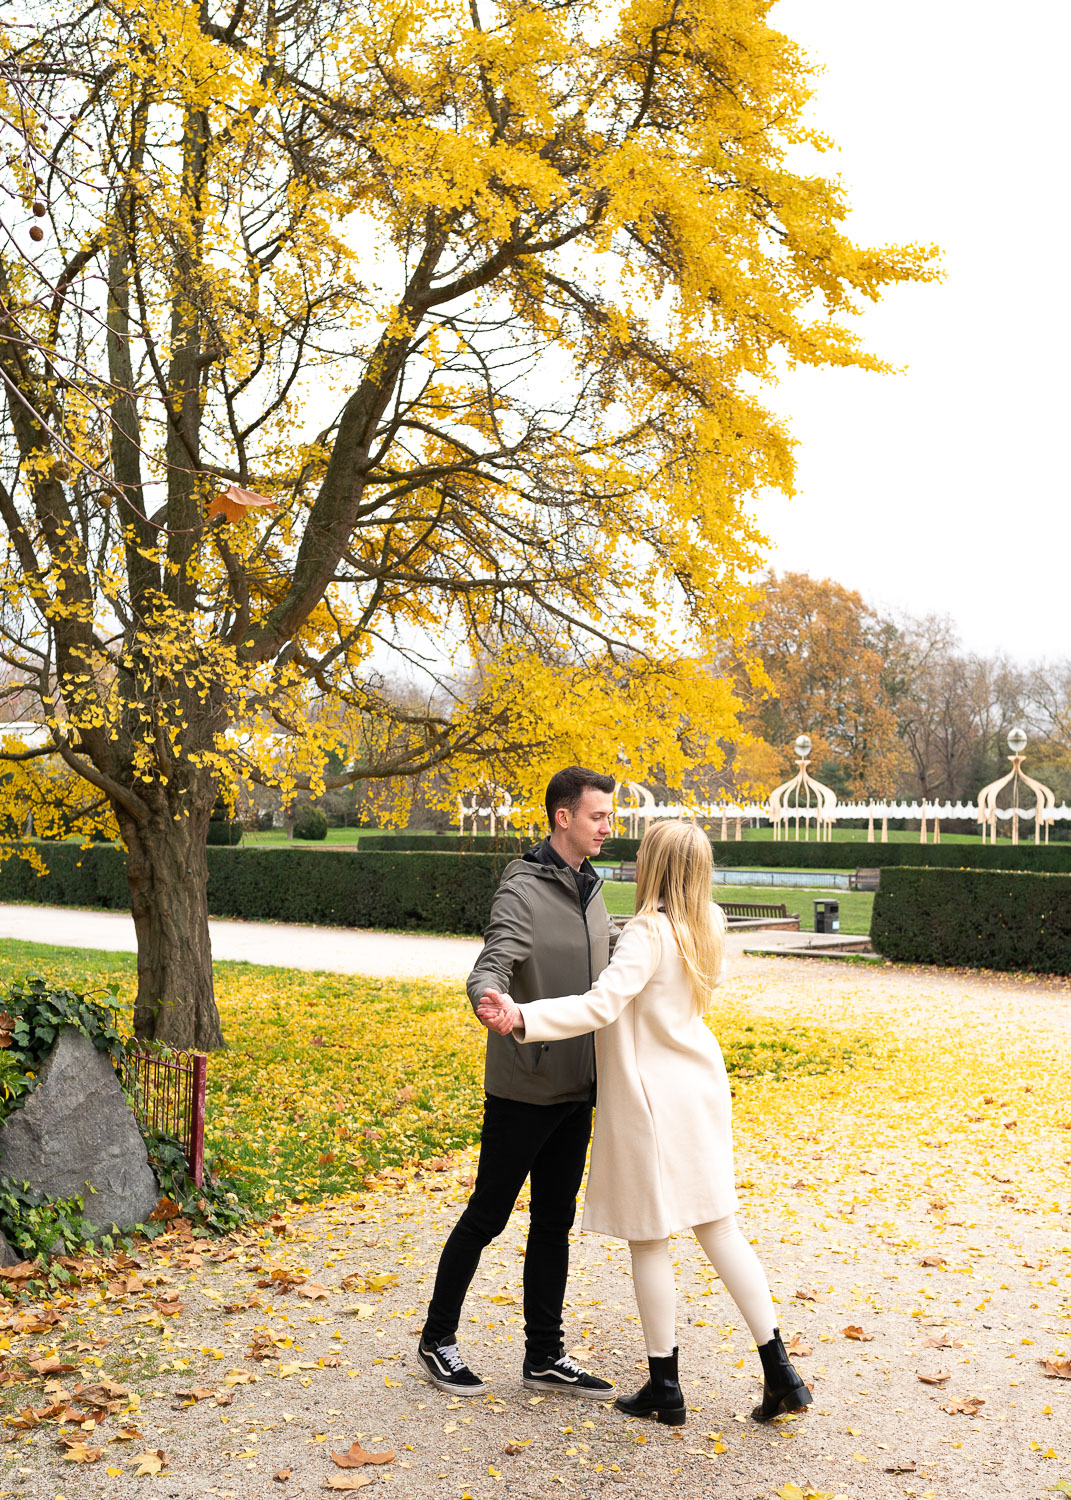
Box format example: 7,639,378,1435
476,818,810,1426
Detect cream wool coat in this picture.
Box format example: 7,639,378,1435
517,908,738,1242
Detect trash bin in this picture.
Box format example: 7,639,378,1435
813,899,840,934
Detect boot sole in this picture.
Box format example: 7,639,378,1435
614,1399,686,1425
751,1386,813,1423
522,1376,616,1401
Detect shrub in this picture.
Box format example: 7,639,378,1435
706,839,1071,873
293,805,328,841
870,866,1071,974
357,832,643,860
205,848,511,933
206,795,242,846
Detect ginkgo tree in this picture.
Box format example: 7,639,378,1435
0,0,937,1048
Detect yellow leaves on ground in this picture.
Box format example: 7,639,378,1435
777,1485,848,1500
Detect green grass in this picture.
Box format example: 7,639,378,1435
602,881,874,935
0,939,882,1208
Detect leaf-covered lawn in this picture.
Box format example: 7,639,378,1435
0,940,880,1212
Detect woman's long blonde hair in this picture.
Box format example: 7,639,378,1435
634,819,722,1014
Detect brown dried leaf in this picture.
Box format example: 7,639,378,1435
274,1470,291,1483
941,1395,985,1416
149,1197,182,1222
153,1296,185,1317
330,1441,395,1468
325,1479,373,1492
28,1357,76,1376
918,1255,946,1268
794,1287,820,1303
295,1281,331,1301
885,1460,917,1474
843,1325,874,1342
785,1336,812,1357
60,1440,103,1463
1039,1357,1071,1380
918,1370,951,1385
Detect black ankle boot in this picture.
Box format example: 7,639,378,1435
614,1347,686,1425
752,1328,813,1422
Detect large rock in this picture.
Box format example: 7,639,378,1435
0,1028,159,1238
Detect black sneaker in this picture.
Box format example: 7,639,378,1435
522,1351,615,1400
417,1336,487,1396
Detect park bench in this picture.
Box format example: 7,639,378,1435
718,901,791,922
613,862,638,881
849,868,881,891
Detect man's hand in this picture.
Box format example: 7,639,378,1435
477,988,524,1036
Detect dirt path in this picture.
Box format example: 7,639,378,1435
1,956,1068,1500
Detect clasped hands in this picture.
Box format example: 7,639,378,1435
477,988,524,1036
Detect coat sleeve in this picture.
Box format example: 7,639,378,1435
518,916,661,1043
466,880,533,1015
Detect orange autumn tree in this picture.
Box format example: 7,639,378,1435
741,571,910,797
0,0,936,1047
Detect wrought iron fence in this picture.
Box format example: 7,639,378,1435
126,1045,207,1187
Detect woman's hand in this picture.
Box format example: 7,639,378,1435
477,988,524,1036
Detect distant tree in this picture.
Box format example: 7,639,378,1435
740,572,908,797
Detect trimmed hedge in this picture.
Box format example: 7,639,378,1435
357,832,1071,873
0,843,511,935
356,832,643,860
706,840,1071,873
870,865,1071,974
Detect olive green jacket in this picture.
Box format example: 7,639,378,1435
466,855,618,1105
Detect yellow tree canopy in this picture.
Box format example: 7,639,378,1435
0,0,937,1043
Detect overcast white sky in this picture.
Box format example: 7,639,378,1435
754,0,1070,660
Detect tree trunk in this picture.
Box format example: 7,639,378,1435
121,804,224,1051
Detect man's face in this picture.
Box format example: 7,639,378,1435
556,788,614,860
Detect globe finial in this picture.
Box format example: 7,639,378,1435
1007,727,1027,756
794,734,812,760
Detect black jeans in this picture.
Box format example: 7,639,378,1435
423,1092,592,1360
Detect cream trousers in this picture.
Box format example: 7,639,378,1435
628,1215,776,1358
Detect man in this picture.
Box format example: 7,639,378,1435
417,766,619,1399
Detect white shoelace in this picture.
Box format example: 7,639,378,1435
555,1354,585,1376
438,1342,466,1372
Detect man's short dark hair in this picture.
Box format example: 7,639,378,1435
545,766,615,827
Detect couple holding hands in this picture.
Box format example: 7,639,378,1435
416,766,810,1426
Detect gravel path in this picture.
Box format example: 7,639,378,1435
0,956,1067,1500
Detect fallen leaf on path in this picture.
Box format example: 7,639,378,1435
794,1287,820,1303
153,1296,185,1317
1040,1358,1071,1380
358,1272,398,1293
60,1439,103,1463
885,1460,917,1474
28,1357,76,1375
296,1281,331,1301
919,1255,946,1267
345,1304,375,1320
504,1440,531,1454
918,1370,950,1385
941,1396,984,1415
274,1470,291,1482
331,1441,395,1467
923,1334,961,1349
324,1477,373,1492
785,1336,812,1357
174,1387,215,1404
131,1448,169,1476
843,1325,874,1342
